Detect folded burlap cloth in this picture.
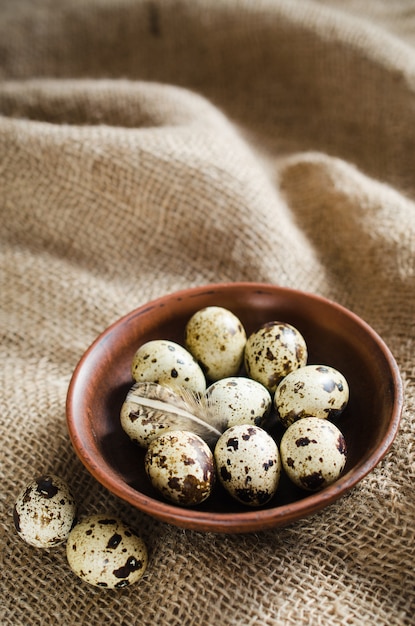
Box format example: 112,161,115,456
1,0,414,624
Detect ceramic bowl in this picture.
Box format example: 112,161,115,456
66,283,403,533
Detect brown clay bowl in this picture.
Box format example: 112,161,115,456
66,283,403,533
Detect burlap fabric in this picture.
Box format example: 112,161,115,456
1,1,414,624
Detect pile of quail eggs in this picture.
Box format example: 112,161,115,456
121,306,350,508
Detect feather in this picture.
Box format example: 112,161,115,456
124,381,227,446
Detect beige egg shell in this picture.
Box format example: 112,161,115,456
13,474,77,548
214,425,281,507
144,430,215,506
185,306,247,381
244,321,308,393
280,417,347,491
205,377,272,428
274,364,350,428
131,339,206,394
120,382,182,448
66,515,148,589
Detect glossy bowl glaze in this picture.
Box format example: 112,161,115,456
66,283,403,533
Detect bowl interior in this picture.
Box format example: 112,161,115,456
66,283,402,533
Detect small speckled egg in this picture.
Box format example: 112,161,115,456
131,339,206,394
184,306,247,381
66,515,148,589
205,377,272,428
13,474,77,548
214,424,281,507
244,321,308,393
274,364,349,428
280,417,347,491
144,430,215,506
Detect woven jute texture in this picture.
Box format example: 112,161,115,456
1,1,414,624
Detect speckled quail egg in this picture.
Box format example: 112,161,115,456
274,364,349,428
184,306,247,381
13,474,77,548
280,417,347,491
244,321,308,393
214,424,281,507
205,377,272,428
144,430,216,506
66,515,148,588
131,339,206,394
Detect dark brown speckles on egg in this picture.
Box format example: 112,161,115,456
220,466,232,482
113,556,143,579
185,306,247,381
280,418,348,492
182,455,196,466
274,364,350,428
295,437,317,447
179,474,207,504
106,533,122,549
205,376,271,428
265,348,275,361
36,476,59,498
22,487,32,504
144,430,215,506
130,339,206,395
301,472,325,490
245,322,308,393
234,488,270,505
13,474,77,548
242,427,256,441
215,425,281,507
226,437,239,450
66,515,148,589
294,381,305,394
168,476,181,491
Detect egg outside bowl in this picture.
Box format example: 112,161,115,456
66,283,403,534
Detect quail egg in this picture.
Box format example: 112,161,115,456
244,321,308,393
205,376,272,428
66,515,148,588
144,430,216,506
280,417,347,491
274,364,349,428
185,306,246,381
214,424,281,507
131,339,206,394
13,474,77,548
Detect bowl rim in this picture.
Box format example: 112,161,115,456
66,282,404,533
